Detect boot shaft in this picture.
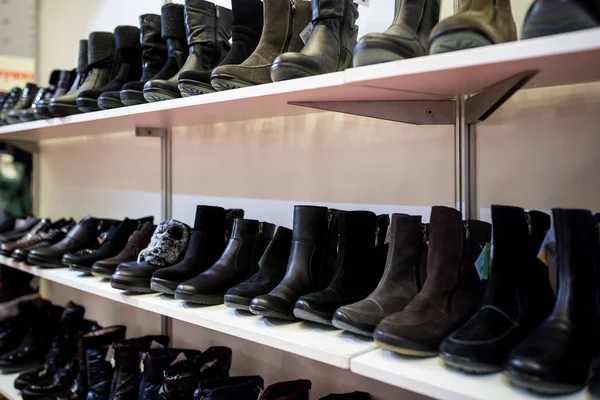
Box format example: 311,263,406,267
231,0,264,44
76,39,89,74
161,3,188,69
259,225,293,273
393,0,441,44
111,25,142,80
140,348,201,400
139,14,168,82
87,31,115,68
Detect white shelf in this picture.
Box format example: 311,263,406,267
350,349,588,400
1,28,599,141
0,373,20,400
0,256,375,369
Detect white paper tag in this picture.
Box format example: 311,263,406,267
354,0,370,6
537,227,556,269
170,352,188,366
150,340,164,349
104,345,115,363
300,23,313,45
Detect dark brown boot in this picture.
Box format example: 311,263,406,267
374,206,490,357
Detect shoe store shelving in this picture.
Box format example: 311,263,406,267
0,373,21,400
0,28,599,141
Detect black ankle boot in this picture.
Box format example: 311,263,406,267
175,218,269,305
225,224,289,311
194,376,264,400
151,206,244,295
505,208,600,395
49,40,89,117
440,206,554,374
36,70,75,119
178,0,262,95
6,83,39,124
140,348,200,400
0,87,23,125
271,0,359,81
120,14,168,106
76,26,141,111
20,70,60,122
145,0,232,101
294,211,388,326
250,206,332,320
353,0,440,67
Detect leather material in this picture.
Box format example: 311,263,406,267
0,216,39,243
0,87,22,125
440,206,554,372
194,376,264,400
0,218,52,255
211,0,312,88
36,69,75,119
20,88,49,122
258,379,311,400
139,348,198,400
522,0,600,39
332,214,425,336
250,206,331,319
11,221,75,262
505,209,600,394
0,300,47,359
374,206,491,356
6,83,38,124
271,0,359,80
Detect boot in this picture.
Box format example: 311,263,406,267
211,0,312,90
522,0,600,39
64,217,153,273
332,214,425,337
120,14,168,106
429,0,517,55
52,33,114,115
353,0,440,67
0,216,40,243
271,0,358,81
151,206,244,295
258,380,311,400
504,209,600,396
374,206,491,357
36,70,76,119
320,393,370,400
12,220,75,262
139,348,199,400
19,71,60,122
440,206,554,374
294,211,383,326
49,40,89,117
144,0,232,101
250,206,332,320
92,221,156,279
175,218,269,304
225,224,290,311
0,87,22,125
110,220,190,293
6,83,39,124
194,376,264,400
178,0,263,95
77,26,141,111
591,362,600,400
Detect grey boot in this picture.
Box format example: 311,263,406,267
48,39,89,117
271,0,359,81
211,0,312,90
429,0,517,55
353,0,440,67
522,0,599,39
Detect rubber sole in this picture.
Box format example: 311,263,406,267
331,312,375,337
98,96,124,110
178,80,216,97
270,61,314,82
150,279,176,296
0,361,40,374
293,308,333,327
429,31,493,55
25,254,65,268
174,290,224,305
91,266,114,279
110,277,153,293
375,331,439,357
249,304,296,321
48,103,82,117
143,88,181,103
504,369,585,396
120,90,147,106
76,97,100,113
91,270,113,279
210,75,255,91
68,264,92,274
224,294,252,311
439,353,502,375
353,43,412,68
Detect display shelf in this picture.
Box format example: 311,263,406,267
0,256,375,369
0,28,599,141
350,349,588,400
0,373,21,400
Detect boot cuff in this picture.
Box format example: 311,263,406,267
114,26,141,50
87,32,115,66
162,3,186,39
77,39,89,73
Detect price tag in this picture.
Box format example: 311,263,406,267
354,0,370,6
300,23,313,44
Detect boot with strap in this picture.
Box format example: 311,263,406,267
49,40,89,117
429,0,516,55
271,0,359,81
353,0,440,67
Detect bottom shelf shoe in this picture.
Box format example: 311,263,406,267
20,358,79,400
194,376,264,400
258,379,311,400
139,348,200,400
320,392,371,400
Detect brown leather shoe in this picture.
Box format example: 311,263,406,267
374,206,491,357
91,222,156,278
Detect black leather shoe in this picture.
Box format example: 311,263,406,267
139,348,199,400
440,206,554,374
194,375,264,400
504,209,600,395
0,216,39,243
6,83,38,124
174,219,268,305
35,70,75,119
0,87,22,125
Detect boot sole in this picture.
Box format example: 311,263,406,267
178,80,216,97
375,331,439,357
76,97,100,113
248,304,297,321
210,75,255,91
98,96,124,110
352,45,412,68
439,352,501,375
48,103,82,117
174,290,224,305
293,308,333,326
143,88,181,103
504,369,585,396
91,270,113,279
270,61,314,82
26,254,65,268
120,90,147,106
331,313,375,338
68,264,92,274
224,294,252,311
150,278,177,296
110,276,153,293
429,32,493,55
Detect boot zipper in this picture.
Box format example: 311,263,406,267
374,225,380,246
525,213,533,236
463,221,470,239
282,0,297,52
422,224,428,244
212,5,220,67
140,352,147,373
258,222,263,236
327,210,333,229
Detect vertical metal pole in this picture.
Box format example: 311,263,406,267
160,129,173,337
454,96,465,215
454,0,461,12
465,124,477,220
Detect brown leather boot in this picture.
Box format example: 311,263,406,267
374,206,491,357
429,0,516,54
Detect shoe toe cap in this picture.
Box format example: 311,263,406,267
250,295,293,315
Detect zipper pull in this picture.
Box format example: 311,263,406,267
327,211,333,229
110,354,116,369
215,5,219,18
524,213,533,236
374,226,380,246
463,221,470,239
422,224,428,244
290,0,296,13
258,222,263,236
140,352,147,373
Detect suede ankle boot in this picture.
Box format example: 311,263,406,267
522,0,600,39
0,87,22,125
145,0,232,101
139,348,200,400
429,0,517,54
250,206,332,320
320,392,370,400
175,218,269,304
75,26,141,111
211,0,312,90
225,224,290,311
194,376,264,400
120,14,168,106
36,70,75,119
332,214,426,337
178,0,263,96
271,0,358,81
6,83,38,124
354,0,440,67
259,379,311,400
151,206,244,295
50,40,89,117
505,209,600,396
374,206,491,357
294,211,385,326
440,206,554,374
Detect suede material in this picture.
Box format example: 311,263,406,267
162,3,186,39
375,206,490,352
333,214,426,334
211,0,312,86
258,380,311,400
430,0,517,44
87,32,115,67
